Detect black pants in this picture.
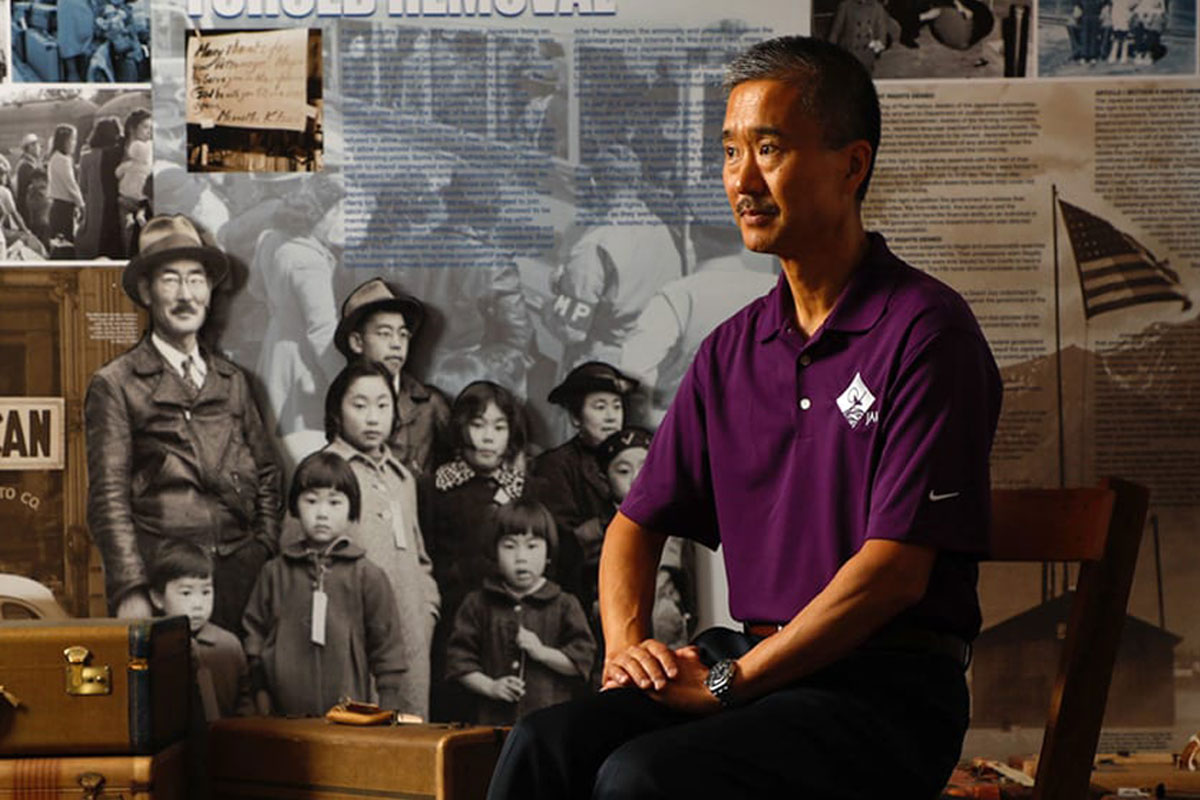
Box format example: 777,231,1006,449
49,199,76,241
487,629,968,800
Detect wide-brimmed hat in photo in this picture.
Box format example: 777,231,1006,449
597,426,654,472
122,214,229,306
21,133,39,148
334,278,425,357
547,362,638,407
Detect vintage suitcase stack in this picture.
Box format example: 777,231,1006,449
0,618,191,799
208,717,508,800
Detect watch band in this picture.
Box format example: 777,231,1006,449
705,658,738,708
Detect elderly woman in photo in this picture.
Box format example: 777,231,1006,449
530,362,638,597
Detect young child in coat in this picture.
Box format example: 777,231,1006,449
443,499,595,725
242,450,410,717
148,539,252,721
322,360,440,719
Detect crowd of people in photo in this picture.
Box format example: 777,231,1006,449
11,0,149,82
3,109,152,260
1068,0,1168,64
87,217,694,727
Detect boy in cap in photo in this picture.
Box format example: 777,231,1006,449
85,213,282,635
336,277,450,477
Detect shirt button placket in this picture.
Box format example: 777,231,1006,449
797,352,813,412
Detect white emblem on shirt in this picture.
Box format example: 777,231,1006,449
836,372,877,429
928,490,961,502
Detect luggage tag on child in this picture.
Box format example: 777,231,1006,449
311,555,329,646
391,498,408,551
312,589,328,646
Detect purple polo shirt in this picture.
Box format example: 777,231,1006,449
621,233,1001,641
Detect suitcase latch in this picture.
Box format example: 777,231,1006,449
63,646,112,696
77,771,107,800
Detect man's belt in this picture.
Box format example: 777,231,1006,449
743,621,971,668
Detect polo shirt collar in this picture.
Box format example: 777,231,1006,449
755,232,898,344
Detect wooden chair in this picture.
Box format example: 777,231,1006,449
987,477,1150,800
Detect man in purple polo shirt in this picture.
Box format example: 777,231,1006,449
487,36,1001,799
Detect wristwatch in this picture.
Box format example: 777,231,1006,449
704,658,739,708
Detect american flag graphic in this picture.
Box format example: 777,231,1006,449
1058,199,1191,318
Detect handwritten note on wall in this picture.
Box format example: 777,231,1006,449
186,28,310,132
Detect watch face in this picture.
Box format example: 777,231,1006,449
706,659,735,691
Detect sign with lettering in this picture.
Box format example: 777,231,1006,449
186,28,310,132
0,398,65,470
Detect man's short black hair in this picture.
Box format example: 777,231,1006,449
148,540,213,594
289,450,362,522
724,36,881,202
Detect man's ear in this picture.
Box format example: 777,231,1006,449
148,588,166,614
347,330,365,356
845,140,873,193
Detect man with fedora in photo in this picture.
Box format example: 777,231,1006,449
336,277,450,477
85,214,281,635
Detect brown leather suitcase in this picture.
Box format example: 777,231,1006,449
208,718,508,800
0,740,186,799
0,618,190,756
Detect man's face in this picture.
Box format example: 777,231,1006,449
151,576,213,634
349,311,410,377
139,259,211,344
722,79,862,260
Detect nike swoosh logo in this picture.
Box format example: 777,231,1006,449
929,490,960,502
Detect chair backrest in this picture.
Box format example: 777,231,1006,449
988,478,1150,800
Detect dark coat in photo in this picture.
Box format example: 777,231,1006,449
444,576,595,725
84,336,282,631
242,537,410,716
530,435,610,595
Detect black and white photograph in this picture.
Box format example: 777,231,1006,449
1038,0,1196,75
10,0,149,82
7,0,1200,795
812,0,1031,77
0,86,151,260
185,28,323,172
0,3,10,82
